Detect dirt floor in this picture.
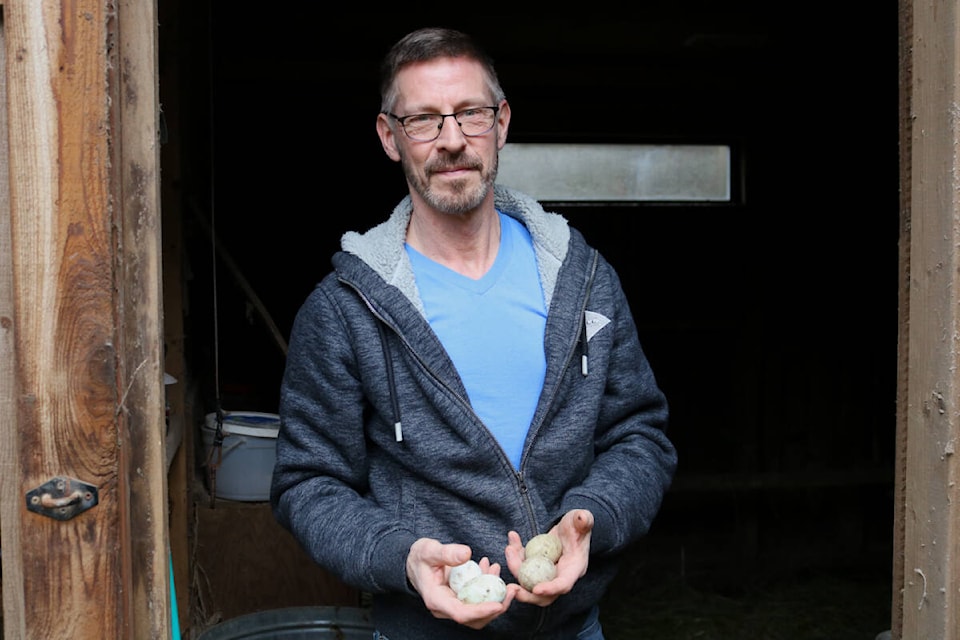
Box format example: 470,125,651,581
599,568,892,640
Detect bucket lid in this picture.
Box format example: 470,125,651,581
204,411,280,438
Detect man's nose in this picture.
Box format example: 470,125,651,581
435,114,468,147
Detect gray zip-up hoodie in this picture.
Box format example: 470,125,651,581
271,185,677,639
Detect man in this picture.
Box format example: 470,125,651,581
271,27,677,639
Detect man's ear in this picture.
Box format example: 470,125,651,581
496,100,511,150
377,113,402,162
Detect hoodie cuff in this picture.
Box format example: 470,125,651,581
559,496,618,555
369,529,421,594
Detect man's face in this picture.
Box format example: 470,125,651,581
376,57,510,216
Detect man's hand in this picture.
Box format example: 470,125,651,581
504,509,594,606
406,538,519,629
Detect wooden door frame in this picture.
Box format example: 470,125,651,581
0,1,170,638
894,1,960,638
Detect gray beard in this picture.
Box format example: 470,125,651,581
402,152,499,215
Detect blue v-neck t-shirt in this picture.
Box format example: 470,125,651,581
405,212,547,469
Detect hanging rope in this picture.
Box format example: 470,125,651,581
203,177,224,507
203,2,224,508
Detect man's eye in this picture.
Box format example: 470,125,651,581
407,114,437,125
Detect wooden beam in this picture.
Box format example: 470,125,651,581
893,2,912,636
3,2,124,636
0,7,28,638
897,1,960,638
112,0,169,637
0,1,168,637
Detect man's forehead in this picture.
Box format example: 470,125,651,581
395,56,488,97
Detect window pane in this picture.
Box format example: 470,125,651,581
497,143,731,202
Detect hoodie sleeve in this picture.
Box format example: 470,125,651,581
270,281,418,595
558,257,677,555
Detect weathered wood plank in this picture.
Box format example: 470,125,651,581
0,8,28,639
4,2,121,638
112,0,169,637
1,1,168,637
893,2,912,636
898,1,960,638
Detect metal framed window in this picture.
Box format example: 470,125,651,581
497,142,736,205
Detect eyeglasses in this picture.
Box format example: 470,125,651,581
385,106,500,142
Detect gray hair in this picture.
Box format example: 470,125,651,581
379,27,506,114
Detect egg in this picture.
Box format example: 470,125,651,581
457,573,507,603
524,533,562,563
448,560,481,594
517,555,557,591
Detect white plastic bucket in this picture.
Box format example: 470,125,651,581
202,411,280,502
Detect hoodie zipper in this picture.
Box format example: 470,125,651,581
520,248,600,466
513,251,600,553
519,249,599,637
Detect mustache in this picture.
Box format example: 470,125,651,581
426,154,483,174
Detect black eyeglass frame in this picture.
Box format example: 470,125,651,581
384,105,501,142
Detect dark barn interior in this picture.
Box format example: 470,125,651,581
159,3,899,637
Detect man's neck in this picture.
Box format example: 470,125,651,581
406,205,501,280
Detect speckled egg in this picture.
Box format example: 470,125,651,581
525,533,562,563
448,560,481,594
457,574,507,604
518,555,557,591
